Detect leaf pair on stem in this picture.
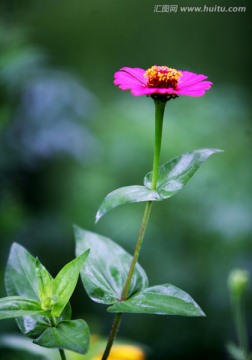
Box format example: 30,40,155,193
1,243,90,355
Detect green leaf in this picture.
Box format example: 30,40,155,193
0,334,57,359
108,284,205,317
33,319,90,354
51,249,90,317
95,149,222,221
95,185,160,222
4,243,50,337
10,303,72,340
144,148,222,199
36,260,55,311
0,296,49,320
4,243,72,338
5,243,40,301
74,226,148,305
226,343,248,360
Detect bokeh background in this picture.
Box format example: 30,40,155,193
0,0,251,359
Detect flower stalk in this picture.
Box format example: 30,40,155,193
101,99,167,360
151,98,166,190
59,349,67,360
228,269,250,357
233,295,249,355
101,313,122,360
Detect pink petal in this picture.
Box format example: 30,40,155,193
176,88,208,96
131,88,151,96
131,87,176,97
114,74,145,91
180,81,212,92
114,67,146,89
120,67,146,84
179,71,209,88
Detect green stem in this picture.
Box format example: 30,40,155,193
101,313,122,360
233,295,249,355
121,200,153,300
59,349,67,360
151,99,166,190
101,99,167,360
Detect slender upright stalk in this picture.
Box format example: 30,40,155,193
233,295,249,355
59,349,67,360
121,200,153,300
101,99,167,360
101,313,122,360
151,99,166,190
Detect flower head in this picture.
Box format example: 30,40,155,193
114,65,212,99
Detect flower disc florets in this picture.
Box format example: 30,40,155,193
144,66,182,89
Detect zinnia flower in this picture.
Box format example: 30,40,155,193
114,65,212,98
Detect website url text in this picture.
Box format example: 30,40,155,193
153,5,246,13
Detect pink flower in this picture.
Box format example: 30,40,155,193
114,65,212,98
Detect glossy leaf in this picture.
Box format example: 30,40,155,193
51,249,90,317
144,148,222,199
95,185,160,222
95,149,222,221
4,243,72,338
74,226,148,304
5,243,49,337
0,296,48,320
14,303,72,339
33,319,90,354
36,260,54,311
108,284,205,317
5,243,40,301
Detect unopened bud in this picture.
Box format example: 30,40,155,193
228,269,250,298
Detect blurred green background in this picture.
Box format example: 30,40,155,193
0,0,251,359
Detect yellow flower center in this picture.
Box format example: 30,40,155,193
144,65,182,89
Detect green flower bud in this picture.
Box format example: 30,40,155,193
228,269,250,298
